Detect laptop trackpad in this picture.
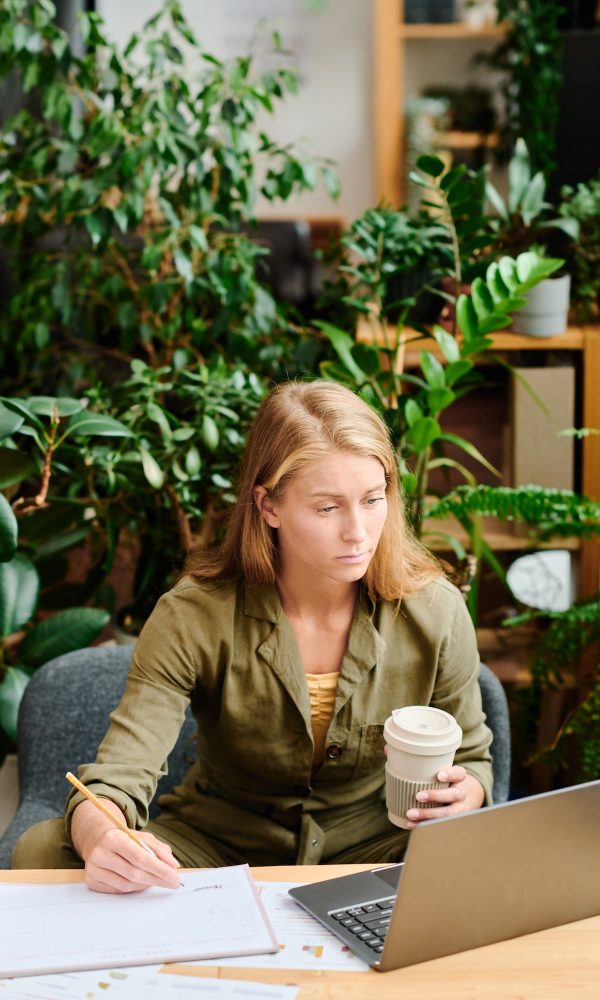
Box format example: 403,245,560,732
371,863,404,891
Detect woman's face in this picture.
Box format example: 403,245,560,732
255,451,388,589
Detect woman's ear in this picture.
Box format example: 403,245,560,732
253,486,281,528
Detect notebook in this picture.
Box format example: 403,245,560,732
289,779,600,971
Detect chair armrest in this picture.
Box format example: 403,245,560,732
0,800,62,869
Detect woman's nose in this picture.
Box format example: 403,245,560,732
341,508,368,542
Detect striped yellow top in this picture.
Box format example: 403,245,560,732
305,671,339,769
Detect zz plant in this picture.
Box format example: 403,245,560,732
316,154,562,536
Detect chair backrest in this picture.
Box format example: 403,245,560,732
478,662,511,804
14,645,196,819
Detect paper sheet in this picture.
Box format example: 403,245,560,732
0,968,298,1000
176,882,369,972
0,867,277,978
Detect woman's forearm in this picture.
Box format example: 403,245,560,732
71,798,127,861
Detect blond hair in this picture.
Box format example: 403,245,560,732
188,380,441,600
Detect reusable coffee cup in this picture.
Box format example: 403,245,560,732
384,705,462,829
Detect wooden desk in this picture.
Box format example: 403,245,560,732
2,865,599,999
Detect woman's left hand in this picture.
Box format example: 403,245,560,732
404,766,484,828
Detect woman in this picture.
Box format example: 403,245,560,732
13,380,492,892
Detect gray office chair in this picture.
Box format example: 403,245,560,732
0,648,510,868
0,646,196,868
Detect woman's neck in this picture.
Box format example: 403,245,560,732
276,572,358,624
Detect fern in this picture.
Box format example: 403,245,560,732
427,484,600,540
506,596,600,688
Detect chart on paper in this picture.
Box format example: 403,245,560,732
0,966,298,1000
180,881,369,972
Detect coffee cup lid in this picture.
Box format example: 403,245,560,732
384,705,462,755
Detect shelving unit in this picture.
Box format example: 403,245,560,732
356,322,600,597
373,0,504,204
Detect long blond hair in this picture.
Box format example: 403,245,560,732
188,380,441,600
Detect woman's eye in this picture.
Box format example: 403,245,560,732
366,496,385,505
318,505,337,513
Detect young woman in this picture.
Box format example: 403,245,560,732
13,380,492,892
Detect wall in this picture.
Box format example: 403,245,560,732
96,0,374,224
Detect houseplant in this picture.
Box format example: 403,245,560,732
0,0,339,391
0,492,109,765
338,205,453,326
426,484,600,782
478,0,566,175
0,363,265,637
486,138,579,335
315,154,561,538
559,171,600,322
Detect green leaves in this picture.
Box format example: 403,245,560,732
455,250,563,345
26,397,83,418
486,138,580,252
201,414,220,451
0,494,17,563
140,447,165,489
0,668,30,744
405,416,441,452
0,403,24,440
64,413,133,438
0,553,40,637
18,607,110,669
317,323,368,386
0,2,338,380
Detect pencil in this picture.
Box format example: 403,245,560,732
65,770,159,859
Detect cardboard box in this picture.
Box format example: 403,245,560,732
511,367,575,490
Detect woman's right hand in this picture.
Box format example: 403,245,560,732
71,799,182,894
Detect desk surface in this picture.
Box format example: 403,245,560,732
2,865,599,999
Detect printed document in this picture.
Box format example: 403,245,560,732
0,867,277,978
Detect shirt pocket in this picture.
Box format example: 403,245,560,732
352,723,385,780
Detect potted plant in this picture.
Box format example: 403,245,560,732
338,205,453,326
486,139,580,336
314,154,561,537
559,171,600,322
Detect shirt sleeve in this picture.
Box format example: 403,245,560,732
64,585,200,834
430,585,494,805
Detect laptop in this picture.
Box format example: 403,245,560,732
289,779,600,971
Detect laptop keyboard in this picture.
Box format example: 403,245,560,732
329,896,395,955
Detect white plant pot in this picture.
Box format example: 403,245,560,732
512,274,571,337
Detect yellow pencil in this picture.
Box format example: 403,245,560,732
65,770,159,860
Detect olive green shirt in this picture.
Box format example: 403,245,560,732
67,575,493,862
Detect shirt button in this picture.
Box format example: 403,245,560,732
312,838,318,847
294,785,311,798
326,744,343,760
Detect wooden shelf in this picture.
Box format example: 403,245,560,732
423,515,581,553
433,130,499,150
373,2,506,205
355,319,600,596
356,321,589,362
399,22,505,40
